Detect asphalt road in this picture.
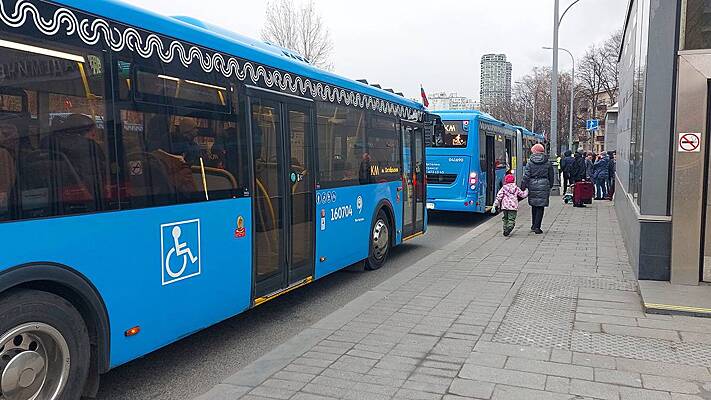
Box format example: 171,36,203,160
93,211,489,400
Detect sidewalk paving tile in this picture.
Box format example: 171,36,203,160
194,201,711,400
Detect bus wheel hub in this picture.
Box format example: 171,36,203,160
2,351,45,399
0,323,69,400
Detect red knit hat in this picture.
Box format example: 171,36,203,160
532,143,545,154
504,174,515,184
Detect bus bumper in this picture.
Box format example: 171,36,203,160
426,197,485,213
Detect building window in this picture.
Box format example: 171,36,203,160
683,0,711,50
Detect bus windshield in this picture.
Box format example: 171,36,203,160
429,120,468,148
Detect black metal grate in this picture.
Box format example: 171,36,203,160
426,173,457,185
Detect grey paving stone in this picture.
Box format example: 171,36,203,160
572,352,617,369
272,371,316,383
594,368,642,387
421,360,462,371
310,375,355,389
574,321,602,333
576,313,639,327
601,324,681,341
569,379,621,400
261,378,308,391
343,390,391,400
550,349,573,364
283,364,325,375
350,381,399,396
474,341,551,361
394,388,443,400
368,367,412,380
492,385,577,400
670,394,707,400
193,384,251,400
618,386,672,400
416,366,459,378
616,358,711,381
545,376,570,393
641,375,701,394
448,378,495,399
679,331,711,345
290,393,337,400
301,383,350,398
466,351,508,368
505,357,594,380
248,385,296,399
402,379,451,394
459,365,546,390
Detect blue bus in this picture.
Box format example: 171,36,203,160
0,0,430,397
425,110,544,213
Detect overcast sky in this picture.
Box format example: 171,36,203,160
122,0,628,101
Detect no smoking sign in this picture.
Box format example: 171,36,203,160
678,132,701,153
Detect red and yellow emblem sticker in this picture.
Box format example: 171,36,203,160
234,216,246,238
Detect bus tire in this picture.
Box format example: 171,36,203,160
0,289,90,400
365,209,391,271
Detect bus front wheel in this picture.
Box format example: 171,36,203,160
0,289,90,400
366,209,391,271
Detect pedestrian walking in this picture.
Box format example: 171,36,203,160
492,173,528,237
560,150,574,194
607,151,616,200
585,152,594,180
520,143,554,234
593,154,610,200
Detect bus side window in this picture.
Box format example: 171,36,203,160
0,34,113,222
316,103,365,187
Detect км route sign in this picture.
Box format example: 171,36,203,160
586,119,599,131
678,132,701,153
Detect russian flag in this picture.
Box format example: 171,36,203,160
420,85,429,108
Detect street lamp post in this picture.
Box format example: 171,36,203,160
550,0,581,194
544,46,575,152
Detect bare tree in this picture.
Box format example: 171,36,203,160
261,0,334,70
599,29,622,104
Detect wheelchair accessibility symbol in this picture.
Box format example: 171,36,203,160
161,219,201,285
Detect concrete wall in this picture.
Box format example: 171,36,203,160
639,0,678,216
615,0,678,281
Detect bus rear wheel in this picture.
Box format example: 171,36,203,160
366,210,390,271
0,289,90,400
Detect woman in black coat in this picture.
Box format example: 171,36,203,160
520,144,555,234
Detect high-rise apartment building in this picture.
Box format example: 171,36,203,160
480,54,512,109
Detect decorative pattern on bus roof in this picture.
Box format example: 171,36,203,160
0,0,422,121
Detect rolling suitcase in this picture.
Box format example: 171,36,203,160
573,181,594,205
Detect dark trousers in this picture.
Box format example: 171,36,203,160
502,210,517,232
562,175,570,194
531,206,545,230
608,177,615,198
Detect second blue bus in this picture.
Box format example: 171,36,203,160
425,110,544,213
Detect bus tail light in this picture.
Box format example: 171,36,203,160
469,172,478,190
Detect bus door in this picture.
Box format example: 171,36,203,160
515,129,524,183
247,89,315,301
401,121,426,238
505,137,513,172
485,135,496,206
